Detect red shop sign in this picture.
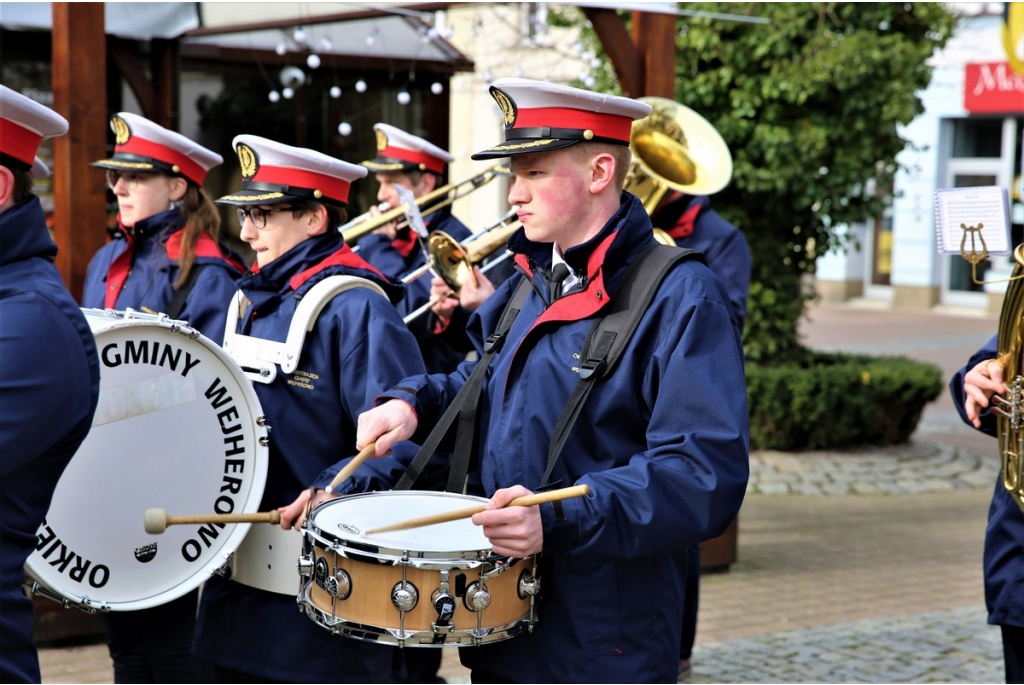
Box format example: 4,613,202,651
964,62,1024,113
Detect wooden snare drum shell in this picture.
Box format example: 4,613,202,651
307,545,531,637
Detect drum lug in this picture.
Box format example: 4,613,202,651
297,553,313,578
328,569,351,600
257,416,271,446
391,581,419,612
215,555,234,580
78,596,109,613
517,569,541,598
463,582,492,612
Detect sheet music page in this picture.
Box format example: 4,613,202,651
934,186,1011,256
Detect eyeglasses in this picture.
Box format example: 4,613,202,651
105,169,155,191
235,205,295,229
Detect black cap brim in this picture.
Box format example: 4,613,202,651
470,137,579,161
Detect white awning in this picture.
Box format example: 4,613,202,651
186,14,465,64
0,2,200,39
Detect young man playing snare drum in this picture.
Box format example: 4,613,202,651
192,135,426,683
353,78,750,683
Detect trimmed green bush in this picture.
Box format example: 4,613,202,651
747,351,944,451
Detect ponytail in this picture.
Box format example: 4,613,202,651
173,183,222,289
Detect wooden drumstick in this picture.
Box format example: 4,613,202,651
144,508,281,535
363,484,591,535
324,443,377,494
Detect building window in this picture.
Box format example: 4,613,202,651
951,118,1003,158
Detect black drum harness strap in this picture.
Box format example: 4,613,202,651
394,243,706,497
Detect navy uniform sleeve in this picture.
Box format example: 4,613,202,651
949,333,999,437
544,268,750,559
354,234,409,280
0,293,96,476
311,288,428,492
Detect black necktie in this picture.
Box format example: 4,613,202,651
549,263,570,301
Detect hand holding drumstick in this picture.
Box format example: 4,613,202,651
278,443,378,531
468,485,547,558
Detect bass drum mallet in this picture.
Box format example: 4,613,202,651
144,508,281,535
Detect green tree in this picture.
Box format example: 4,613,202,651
560,2,957,363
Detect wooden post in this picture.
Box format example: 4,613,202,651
151,38,180,131
631,10,677,99
588,8,740,570
51,3,108,300
582,7,643,97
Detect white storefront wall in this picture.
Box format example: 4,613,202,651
816,8,1013,311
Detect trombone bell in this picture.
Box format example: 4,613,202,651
428,233,474,294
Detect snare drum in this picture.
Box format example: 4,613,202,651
25,309,270,612
299,491,539,647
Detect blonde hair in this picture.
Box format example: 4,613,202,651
563,142,633,191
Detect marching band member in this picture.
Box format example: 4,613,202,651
652,190,750,330
84,112,245,340
355,78,750,683
84,112,245,684
193,135,426,683
650,159,751,681
357,123,474,373
950,337,1024,683
0,85,100,684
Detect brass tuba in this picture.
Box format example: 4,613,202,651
626,96,734,215
994,249,1024,509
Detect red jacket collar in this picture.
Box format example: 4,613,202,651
287,243,388,292
164,230,246,272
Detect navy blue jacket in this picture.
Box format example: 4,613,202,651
0,196,100,683
652,193,751,329
380,193,750,683
357,205,472,373
192,232,426,682
81,207,245,341
950,334,1024,628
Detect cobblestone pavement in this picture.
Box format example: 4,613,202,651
689,605,1003,684
749,440,1001,496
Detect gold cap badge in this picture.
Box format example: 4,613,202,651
375,128,388,152
112,116,131,146
237,144,258,180
492,88,516,128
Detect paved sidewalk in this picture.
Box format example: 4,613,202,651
690,605,1003,683
37,300,1009,683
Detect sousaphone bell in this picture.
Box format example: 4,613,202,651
627,96,733,216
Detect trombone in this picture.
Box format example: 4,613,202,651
402,209,521,323
337,202,390,233
340,163,511,245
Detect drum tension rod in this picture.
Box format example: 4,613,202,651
431,569,457,642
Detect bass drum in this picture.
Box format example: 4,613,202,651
25,308,270,612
